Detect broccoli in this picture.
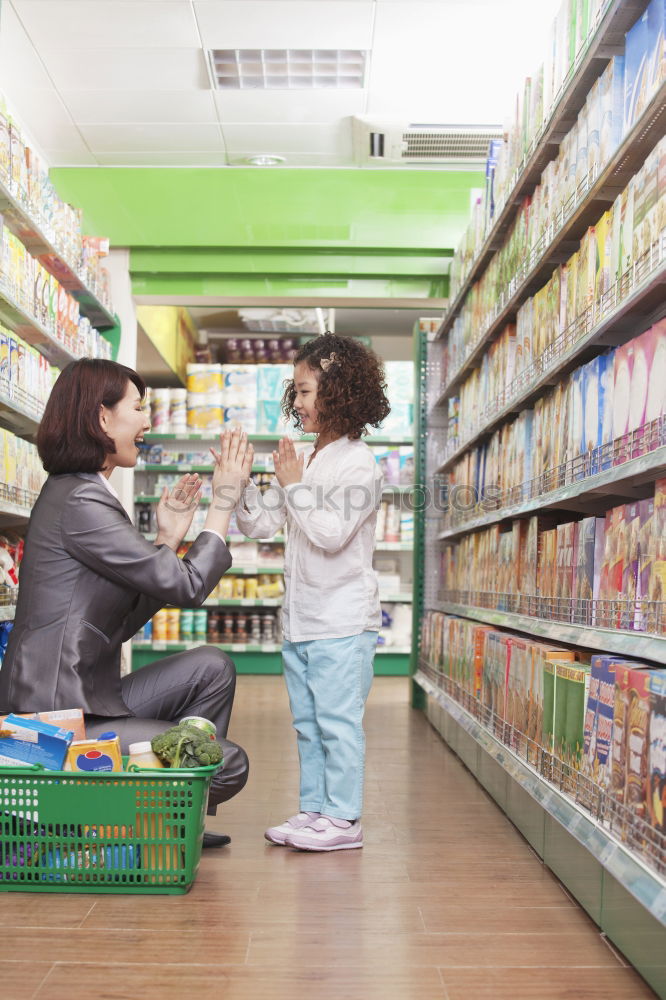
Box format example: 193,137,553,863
151,722,224,769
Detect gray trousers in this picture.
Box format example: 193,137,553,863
85,646,249,815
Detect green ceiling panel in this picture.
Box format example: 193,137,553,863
131,273,448,299
51,167,483,253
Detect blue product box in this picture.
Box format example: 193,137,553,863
600,55,625,163
624,7,651,133
0,714,74,769
569,366,585,478
582,357,601,470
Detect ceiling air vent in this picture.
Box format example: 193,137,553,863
209,50,367,90
352,119,503,166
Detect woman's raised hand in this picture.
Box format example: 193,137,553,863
154,473,202,550
209,426,254,510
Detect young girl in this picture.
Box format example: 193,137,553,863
235,333,390,851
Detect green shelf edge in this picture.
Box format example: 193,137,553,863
414,667,666,998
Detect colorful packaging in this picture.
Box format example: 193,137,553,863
624,6,651,132
65,735,123,773
648,670,666,834
0,714,74,769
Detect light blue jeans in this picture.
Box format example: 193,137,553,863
282,631,377,821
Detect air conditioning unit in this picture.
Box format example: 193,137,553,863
351,118,503,166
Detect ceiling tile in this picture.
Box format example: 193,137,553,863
4,90,80,148
10,1,200,48
78,122,225,152
213,89,365,124
47,149,99,166
39,48,209,91
221,120,351,155
61,90,219,124
226,152,353,166
194,1,374,49
0,2,53,89
94,151,230,166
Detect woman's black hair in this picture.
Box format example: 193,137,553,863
281,333,390,439
37,358,146,475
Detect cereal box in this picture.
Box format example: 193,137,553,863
648,670,666,834
624,6,651,132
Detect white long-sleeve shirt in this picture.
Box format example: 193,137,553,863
235,436,383,642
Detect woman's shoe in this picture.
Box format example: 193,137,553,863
202,832,232,848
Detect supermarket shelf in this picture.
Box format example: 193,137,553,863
435,240,666,474
136,488,414,503
0,284,78,369
226,566,284,576
437,444,666,541
132,640,410,655
435,77,666,394
140,533,285,544
436,0,652,341
133,640,281,653
203,597,282,607
138,464,274,474
0,384,43,438
433,600,666,665
375,541,413,551
0,499,32,523
143,432,414,445
380,593,412,604
0,604,16,621
413,668,666,925
0,178,115,330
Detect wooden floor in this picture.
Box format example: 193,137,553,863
2,676,658,999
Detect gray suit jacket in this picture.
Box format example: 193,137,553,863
0,473,232,717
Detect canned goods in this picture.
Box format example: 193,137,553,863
180,609,194,639
222,612,235,642
152,609,168,641
193,609,208,641
232,577,246,599
244,577,258,599
235,613,248,641
217,577,234,599
166,608,180,641
180,716,217,739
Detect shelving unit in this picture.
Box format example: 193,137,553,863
133,427,415,675
0,176,115,331
436,0,655,345
414,3,666,995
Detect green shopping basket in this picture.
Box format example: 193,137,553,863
0,760,220,894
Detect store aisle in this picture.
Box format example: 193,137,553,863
4,676,657,1000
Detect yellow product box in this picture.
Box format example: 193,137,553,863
186,403,223,432
65,735,123,773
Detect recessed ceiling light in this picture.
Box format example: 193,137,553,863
246,155,286,166
209,49,367,90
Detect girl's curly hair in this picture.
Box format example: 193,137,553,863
281,333,391,440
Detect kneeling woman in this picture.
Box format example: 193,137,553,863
0,359,252,846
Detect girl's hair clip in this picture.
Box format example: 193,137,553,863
320,352,338,372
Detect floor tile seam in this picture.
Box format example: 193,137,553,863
29,962,57,1000
437,966,453,999
600,933,630,967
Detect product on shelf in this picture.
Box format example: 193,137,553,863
143,606,280,646
419,608,666,866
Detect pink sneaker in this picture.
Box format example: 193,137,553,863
285,816,363,852
264,812,320,846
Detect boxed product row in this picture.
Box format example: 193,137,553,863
420,610,666,849
140,607,280,645
0,225,111,361
143,360,414,436
218,336,299,364
0,325,57,412
451,0,665,296
444,316,666,503
444,131,666,387
0,429,46,499
439,477,666,632
376,501,413,545
0,98,112,308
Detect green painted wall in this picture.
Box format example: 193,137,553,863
51,167,482,300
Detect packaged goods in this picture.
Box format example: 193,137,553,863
127,741,165,769
648,671,666,833
186,363,223,394
0,714,74,769
624,6,651,133
65,734,123,773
